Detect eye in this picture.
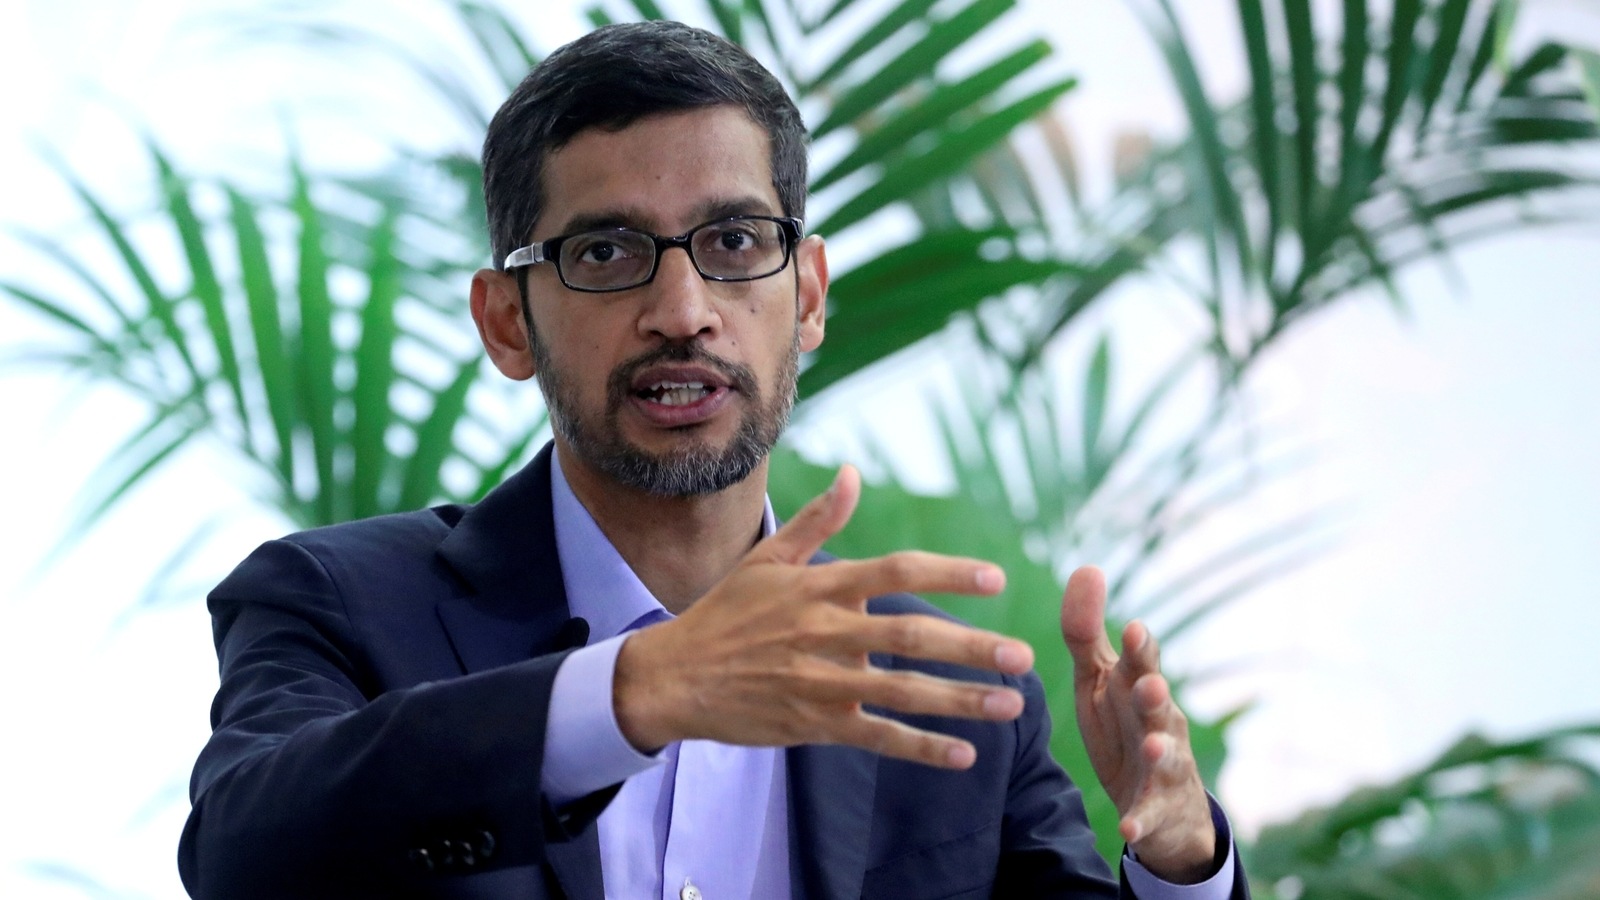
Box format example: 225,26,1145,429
575,239,625,264
563,230,653,270
699,221,767,256
718,228,755,251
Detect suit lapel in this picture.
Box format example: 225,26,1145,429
435,444,575,671
432,443,604,900
782,551,881,900
786,741,878,900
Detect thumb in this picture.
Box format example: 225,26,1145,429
760,465,861,565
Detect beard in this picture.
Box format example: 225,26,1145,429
530,326,799,497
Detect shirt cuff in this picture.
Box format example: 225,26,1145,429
541,633,662,807
1121,795,1236,900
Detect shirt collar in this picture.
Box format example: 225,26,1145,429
550,446,776,642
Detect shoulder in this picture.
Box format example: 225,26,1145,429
210,504,470,615
276,504,466,567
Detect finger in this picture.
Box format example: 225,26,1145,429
1118,619,1161,680
1131,672,1193,749
832,710,980,770
1119,732,1192,844
760,465,861,565
845,613,1034,675
811,551,1005,603
819,667,1025,723
1131,672,1173,727
1060,565,1117,680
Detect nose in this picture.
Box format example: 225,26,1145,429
636,245,721,342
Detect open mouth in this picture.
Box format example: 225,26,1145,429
622,362,739,427
638,380,714,407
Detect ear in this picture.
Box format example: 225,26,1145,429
794,235,828,353
471,268,536,381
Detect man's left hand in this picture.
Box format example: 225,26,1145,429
1060,565,1217,884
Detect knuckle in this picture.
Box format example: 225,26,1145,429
967,629,997,663
793,602,833,639
883,616,922,654
916,732,951,765
877,674,918,710
884,552,918,584
965,687,993,718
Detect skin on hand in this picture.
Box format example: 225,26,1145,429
613,464,1037,771
1060,565,1218,883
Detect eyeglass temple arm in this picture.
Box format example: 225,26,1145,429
502,243,548,270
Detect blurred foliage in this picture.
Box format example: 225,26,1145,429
2,148,544,538
4,0,1600,886
1248,725,1600,899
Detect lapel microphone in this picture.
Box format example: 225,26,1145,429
555,616,590,650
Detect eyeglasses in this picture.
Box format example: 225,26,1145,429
503,215,804,293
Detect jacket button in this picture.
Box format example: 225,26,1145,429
408,848,435,872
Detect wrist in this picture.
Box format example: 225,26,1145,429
1132,822,1219,885
612,627,678,753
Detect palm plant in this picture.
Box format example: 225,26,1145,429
5,0,1599,881
3,150,544,542
1247,724,1600,899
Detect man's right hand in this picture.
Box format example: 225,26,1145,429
612,465,1035,769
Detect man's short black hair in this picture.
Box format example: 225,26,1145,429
481,20,808,270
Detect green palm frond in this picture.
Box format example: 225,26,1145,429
2,144,546,536
1103,0,1600,371
1249,725,1600,899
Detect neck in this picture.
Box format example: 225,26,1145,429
555,439,768,614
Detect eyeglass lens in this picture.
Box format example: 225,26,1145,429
558,217,789,291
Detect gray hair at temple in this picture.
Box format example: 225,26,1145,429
481,20,809,270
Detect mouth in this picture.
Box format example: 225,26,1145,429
637,380,715,407
626,364,737,427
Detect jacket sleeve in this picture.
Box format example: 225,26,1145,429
992,668,1121,897
178,537,595,899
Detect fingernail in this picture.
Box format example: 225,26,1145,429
975,567,1004,592
995,642,1031,671
982,691,1020,718
946,743,976,768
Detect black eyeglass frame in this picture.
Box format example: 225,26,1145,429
501,215,805,294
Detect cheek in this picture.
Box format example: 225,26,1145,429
536,310,625,393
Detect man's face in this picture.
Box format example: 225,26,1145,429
502,105,826,496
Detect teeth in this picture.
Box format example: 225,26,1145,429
642,380,713,407
656,386,710,406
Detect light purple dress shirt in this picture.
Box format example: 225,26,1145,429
539,449,1235,899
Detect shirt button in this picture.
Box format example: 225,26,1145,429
680,877,703,900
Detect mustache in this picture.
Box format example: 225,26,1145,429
606,342,758,402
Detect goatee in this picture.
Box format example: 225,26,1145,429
531,330,799,496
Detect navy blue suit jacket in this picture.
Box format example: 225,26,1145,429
180,444,1243,898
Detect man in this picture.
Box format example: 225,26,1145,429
180,20,1248,899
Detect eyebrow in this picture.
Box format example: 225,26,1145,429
554,195,779,237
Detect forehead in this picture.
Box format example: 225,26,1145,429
538,106,779,236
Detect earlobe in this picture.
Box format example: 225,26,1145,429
470,268,537,380
795,235,828,353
